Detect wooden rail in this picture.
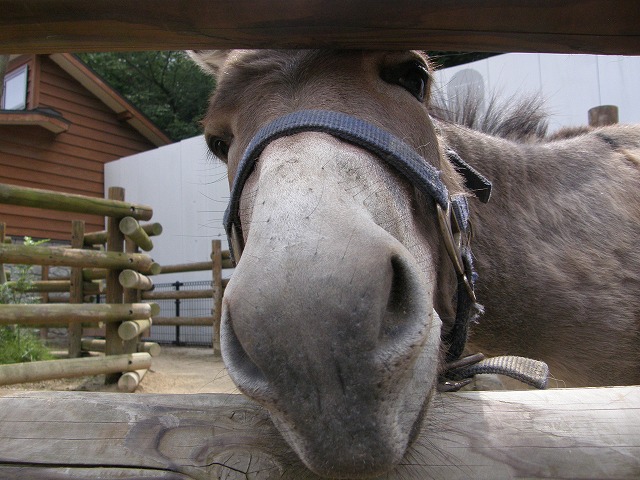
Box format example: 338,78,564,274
0,185,161,388
151,316,214,327
0,183,152,220
0,386,637,478
0,353,151,386
0,1,639,54
0,303,153,326
0,243,160,274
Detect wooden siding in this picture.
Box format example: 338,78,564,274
0,55,159,242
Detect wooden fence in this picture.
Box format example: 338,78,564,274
1,5,638,475
146,243,233,355
0,386,638,478
0,183,162,391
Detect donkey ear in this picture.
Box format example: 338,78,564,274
187,50,231,78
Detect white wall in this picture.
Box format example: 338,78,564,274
105,135,229,283
434,53,640,132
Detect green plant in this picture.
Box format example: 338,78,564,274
0,236,53,364
0,327,54,364
0,236,48,305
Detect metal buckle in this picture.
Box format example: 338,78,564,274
436,202,476,302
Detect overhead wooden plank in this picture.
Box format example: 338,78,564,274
0,387,638,478
0,0,639,54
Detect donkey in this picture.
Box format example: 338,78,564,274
190,50,640,478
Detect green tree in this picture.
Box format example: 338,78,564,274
76,51,492,142
78,51,215,141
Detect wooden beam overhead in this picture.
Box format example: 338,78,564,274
1,0,639,54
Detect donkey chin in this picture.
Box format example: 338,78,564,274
221,302,442,478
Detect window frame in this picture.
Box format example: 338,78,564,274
1,64,29,110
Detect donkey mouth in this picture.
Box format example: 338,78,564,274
221,296,442,478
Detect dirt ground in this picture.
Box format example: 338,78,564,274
0,345,240,394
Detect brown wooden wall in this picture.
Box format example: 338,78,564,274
0,55,158,242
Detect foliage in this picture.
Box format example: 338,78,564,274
74,51,493,142
77,51,215,142
0,327,54,364
0,237,53,365
0,237,49,305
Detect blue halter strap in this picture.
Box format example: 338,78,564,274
223,109,490,361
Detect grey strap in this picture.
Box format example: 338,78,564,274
448,355,550,390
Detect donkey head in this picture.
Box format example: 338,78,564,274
192,50,471,478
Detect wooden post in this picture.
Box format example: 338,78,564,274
39,265,49,340
211,240,223,357
68,220,84,358
588,105,619,126
105,187,125,384
122,234,141,354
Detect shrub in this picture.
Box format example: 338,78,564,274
0,236,54,364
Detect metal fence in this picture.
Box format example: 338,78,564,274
142,281,214,346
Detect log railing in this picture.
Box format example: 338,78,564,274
0,183,162,390
0,386,637,478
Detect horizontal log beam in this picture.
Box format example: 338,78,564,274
0,352,151,386
81,338,161,356
158,257,233,274
117,369,148,393
0,183,152,220
81,338,161,357
119,217,154,252
118,319,152,341
0,244,160,274
3,279,102,294
142,289,214,300
0,386,637,477
0,1,638,54
84,222,162,246
0,303,153,325
82,268,107,280
119,269,154,290
151,316,214,326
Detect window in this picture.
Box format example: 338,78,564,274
1,64,28,110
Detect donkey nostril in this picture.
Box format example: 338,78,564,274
380,254,421,341
220,302,270,397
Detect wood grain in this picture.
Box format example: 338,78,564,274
0,1,638,54
0,387,638,479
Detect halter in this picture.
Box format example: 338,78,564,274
223,110,491,362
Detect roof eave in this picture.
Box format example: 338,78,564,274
48,53,172,147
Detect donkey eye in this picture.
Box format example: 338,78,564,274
207,136,231,161
382,61,430,102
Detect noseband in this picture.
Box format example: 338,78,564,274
223,110,491,362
